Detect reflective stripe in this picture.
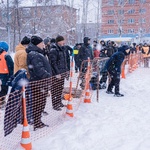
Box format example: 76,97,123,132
70,77,73,82
66,109,73,113
23,126,29,131
23,91,25,99
86,89,90,92
85,96,90,99
68,100,72,104
21,138,31,144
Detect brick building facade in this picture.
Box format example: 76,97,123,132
101,0,150,41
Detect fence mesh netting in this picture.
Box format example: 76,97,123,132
0,52,148,150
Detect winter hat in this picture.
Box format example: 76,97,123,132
93,40,97,43
21,36,30,45
0,41,9,52
56,36,64,43
44,38,50,45
118,45,130,55
83,37,90,44
31,36,43,46
50,38,56,43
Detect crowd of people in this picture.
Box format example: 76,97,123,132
0,35,150,130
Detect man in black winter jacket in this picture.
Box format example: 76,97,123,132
48,35,68,111
78,37,93,70
78,37,93,89
99,40,116,89
26,36,52,130
104,45,130,97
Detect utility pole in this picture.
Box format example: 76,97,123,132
96,0,101,40
7,0,11,50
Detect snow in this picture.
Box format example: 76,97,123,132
30,68,150,150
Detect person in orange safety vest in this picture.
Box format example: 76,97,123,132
0,41,14,100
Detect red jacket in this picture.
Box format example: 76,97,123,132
94,50,100,58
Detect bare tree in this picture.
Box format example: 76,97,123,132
81,0,90,38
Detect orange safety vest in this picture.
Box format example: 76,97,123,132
142,47,150,58
0,51,9,74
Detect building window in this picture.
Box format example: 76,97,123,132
129,0,135,4
107,10,114,15
139,0,146,3
128,9,135,14
118,19,124,24
139,18,146,23
128,29,134,33
128,18,135,24
108,0,114,5
118,0,124,5
139,9,146,14
108,29,114,34
139,28,146,33
108,20,114,24
118,9,124,15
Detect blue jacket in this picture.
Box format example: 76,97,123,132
7,69,28,92
104,46,129,74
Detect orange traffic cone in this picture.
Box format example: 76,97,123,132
129,66,132,73
121,61,126,79
121,69,125,79
20,86,32,150
20,119,32,150
84,84,91,103
66,94,74,117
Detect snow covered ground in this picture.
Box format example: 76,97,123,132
28,68,150,150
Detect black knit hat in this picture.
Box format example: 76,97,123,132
21,36,30,45
50,38,56,43
31,36,43,46
56,35,64,43
44,38,50,45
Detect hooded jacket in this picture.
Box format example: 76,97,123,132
14,43,29,75
104,45,129,74
26,43,52,81
78,37,93,67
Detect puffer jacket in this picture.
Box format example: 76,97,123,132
26,43,52,81
14,43,29,77
48,44,68,76
104,45,129,74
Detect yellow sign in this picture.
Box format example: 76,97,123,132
73,49,79,54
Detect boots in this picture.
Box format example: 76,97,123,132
99,82,107,89
114,93,124,97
